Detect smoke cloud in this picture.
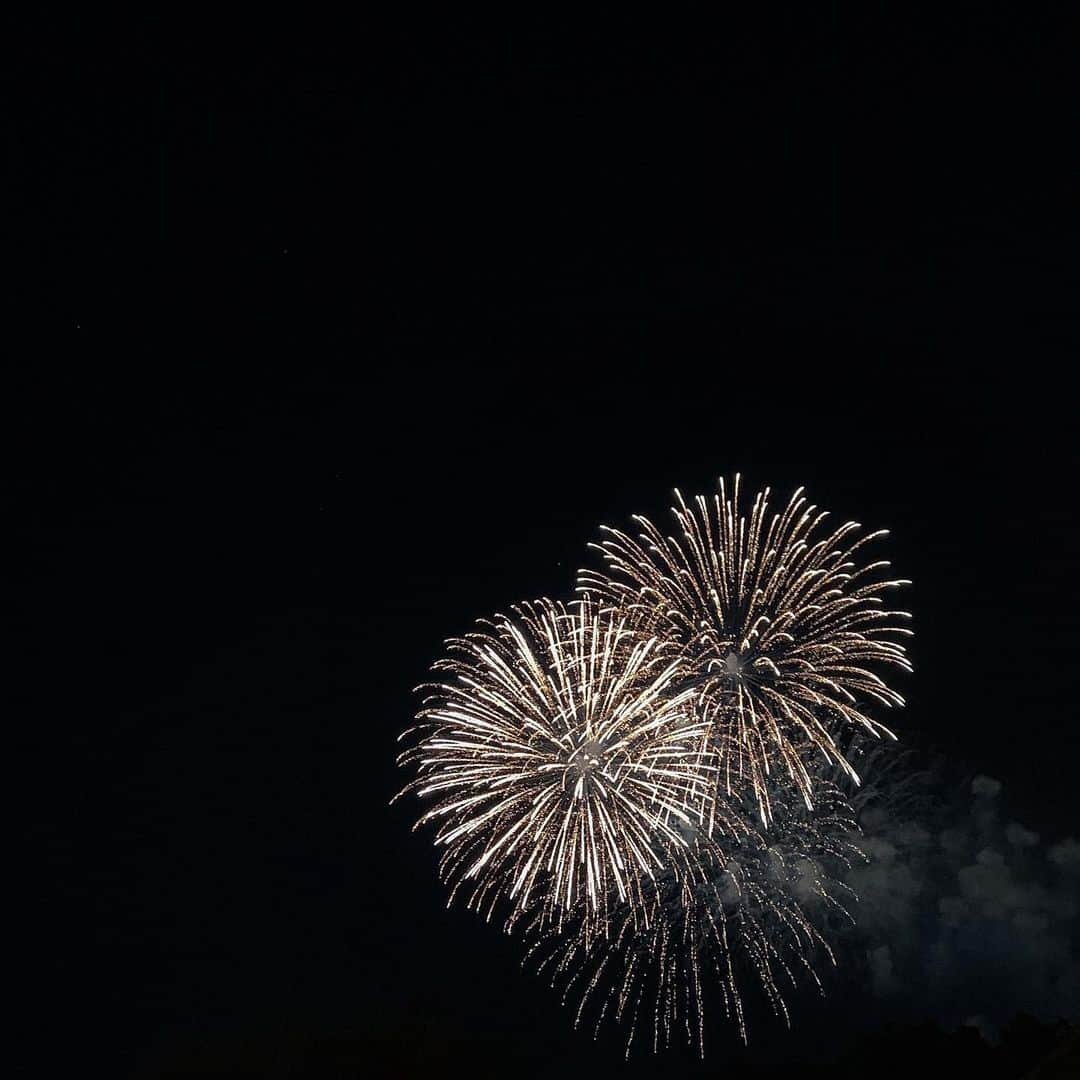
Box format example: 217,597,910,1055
842,765,1079,1035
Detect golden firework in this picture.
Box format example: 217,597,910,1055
397,596,718,930
578,476,912,822
396,476,915,1056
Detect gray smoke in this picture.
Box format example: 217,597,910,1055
842,766,1079,1036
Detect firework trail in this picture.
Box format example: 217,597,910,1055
396,596,718,931
578,475,912,823
523,764,863,1057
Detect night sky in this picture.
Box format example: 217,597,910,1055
15,12,1079,1078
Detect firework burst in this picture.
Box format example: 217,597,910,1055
396,596,718,930
397,476,916,1057
578,475,912,822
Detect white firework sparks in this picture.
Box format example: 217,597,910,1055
523,768,863,1058
396,476,915,1056
578,475,912,822
397,596,717,930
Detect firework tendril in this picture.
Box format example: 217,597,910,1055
523,767,863,1057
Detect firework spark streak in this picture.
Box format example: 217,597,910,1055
523,769,863,1057
396,597,718,929
578,475,912,822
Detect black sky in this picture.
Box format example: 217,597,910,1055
13,11,1080,1078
